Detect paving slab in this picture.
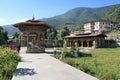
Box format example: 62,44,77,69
12,48,98,80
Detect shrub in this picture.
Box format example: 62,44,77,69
59,51,66,60
65,52,74,57
53,52,60,59
0,47,20,80
79,63,90,73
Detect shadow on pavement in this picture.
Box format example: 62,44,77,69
15,68,37,76
20,59,32,63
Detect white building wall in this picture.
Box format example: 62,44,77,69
84,23,92,33
84,20,118,34
94,22,100,31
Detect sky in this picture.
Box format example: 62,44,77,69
0,0,120,26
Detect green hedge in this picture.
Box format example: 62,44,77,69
0,47,20,80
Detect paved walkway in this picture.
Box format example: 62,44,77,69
12,47,98,80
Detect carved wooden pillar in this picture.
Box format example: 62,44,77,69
93,40,95,48
87,41,90,47
99,38,101,47
26,33,29,46
70,41,71,47
68,41,70,47
81,41,84,47
93,39,97,48
101,38,105,47
21,33,23,46
37,32,40,47
66,40,68,47
69,41,70,47
42,33,44,47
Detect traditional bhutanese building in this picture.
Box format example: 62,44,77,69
13,16,51,53
65,32,106,48
65,19,118,48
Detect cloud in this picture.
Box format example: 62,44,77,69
18,18,28,22
0,18,5,22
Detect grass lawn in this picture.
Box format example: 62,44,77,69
69,48,120,80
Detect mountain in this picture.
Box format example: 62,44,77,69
2,25,20,35
41,5,116,29
103,4,120,26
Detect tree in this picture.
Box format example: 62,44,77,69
58,26,70,40
71,24,83,32
0,26,8,45
12,32,20,42
13,32,19,39
3,31,9,42
45,28,57,40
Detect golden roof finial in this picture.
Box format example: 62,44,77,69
32,15,35,20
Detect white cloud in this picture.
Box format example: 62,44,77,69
18,18,28,22
0,18,5,22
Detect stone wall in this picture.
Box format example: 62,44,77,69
107,34,120,42
106,34,120,46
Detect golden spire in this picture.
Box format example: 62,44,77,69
32,15,35,20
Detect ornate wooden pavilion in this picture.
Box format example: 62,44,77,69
13,17,51,53
65,33,106,48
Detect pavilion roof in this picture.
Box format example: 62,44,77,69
65,33,107,39
13,19,52,28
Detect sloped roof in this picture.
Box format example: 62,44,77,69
65,33,107,38
13,19,52,28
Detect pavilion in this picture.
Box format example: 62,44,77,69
65,33,106,48
13,17,51,53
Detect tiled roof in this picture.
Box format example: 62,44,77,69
13,19,52,28
65,33,106,38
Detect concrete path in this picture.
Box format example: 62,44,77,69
12,48,98,80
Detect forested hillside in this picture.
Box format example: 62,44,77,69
41,5,113,29
104,4,120,26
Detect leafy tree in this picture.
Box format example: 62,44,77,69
12,32,20,42
45,28,57,40
71,24,83,32
0,34,6,45
3,31,9,42
0,26,8,45
58,26,70,40
13,32,19,39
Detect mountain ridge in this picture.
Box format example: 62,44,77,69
40,5,115,29
2,25,20,35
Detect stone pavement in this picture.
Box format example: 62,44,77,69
12,47,98,80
